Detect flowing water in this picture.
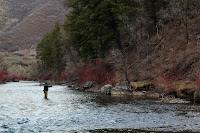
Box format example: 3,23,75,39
0,81,200,133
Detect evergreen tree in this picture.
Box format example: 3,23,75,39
36,23,65,71
64,0,140,59
144,0,168,28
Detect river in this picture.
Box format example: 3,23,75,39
0,81,200,133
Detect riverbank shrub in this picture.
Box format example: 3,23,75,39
35,70,69,82
155,67,200,100
156,72,177,94
10,75,26,82
0,72,9,83
77,60,118,86
0,71,26,83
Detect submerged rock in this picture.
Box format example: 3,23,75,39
131,91,160,99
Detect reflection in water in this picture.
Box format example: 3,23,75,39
0,81,200,133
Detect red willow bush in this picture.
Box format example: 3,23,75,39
0,72,9,81
10,75,26,82
156,71,178,94
155,60,195,94
0,71,26,83
77,60,117,86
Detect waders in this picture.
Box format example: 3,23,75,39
44,91,48,99
43,82,52,99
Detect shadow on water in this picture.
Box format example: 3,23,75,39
88,92,156,105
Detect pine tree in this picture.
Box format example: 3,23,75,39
36,23,65,71
64,0,140,59
144,0,168,29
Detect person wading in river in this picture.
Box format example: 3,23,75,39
43,82,52,99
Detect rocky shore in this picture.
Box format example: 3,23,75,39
65,80,194,104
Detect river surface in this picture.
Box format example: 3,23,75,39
0,81,200,133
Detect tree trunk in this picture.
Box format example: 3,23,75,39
115,30,124,54
156,25,160,40
123,69,130,85
183,18,190,45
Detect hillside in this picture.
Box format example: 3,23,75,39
0,0,68,52
133,16,200,81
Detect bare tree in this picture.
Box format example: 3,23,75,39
106,49,135,84
197,34,200,47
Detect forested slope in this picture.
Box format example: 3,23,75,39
36,0,200,82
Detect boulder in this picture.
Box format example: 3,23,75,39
82,81,95,90
111,82,132,96
101,84,112,95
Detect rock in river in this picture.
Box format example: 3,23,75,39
82,81,95,90
101,84,112,95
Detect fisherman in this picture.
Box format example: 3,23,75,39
43,82,52,99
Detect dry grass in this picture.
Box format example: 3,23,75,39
130,81,152,89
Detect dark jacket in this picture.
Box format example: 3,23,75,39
44,84,52,91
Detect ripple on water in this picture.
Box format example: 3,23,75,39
17,118,30,125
